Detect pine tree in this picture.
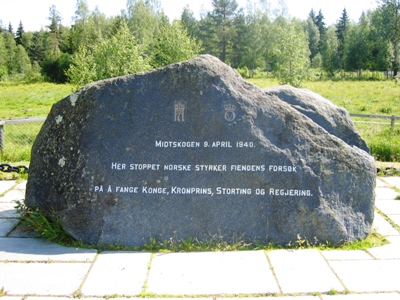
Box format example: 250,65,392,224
47,5,62,58
336,8,349,69
304,17,320,65
28,30,45,63
15,21,25,45
315,10,326,52
210,0,238,62
309,9,316,24
8,22,14,35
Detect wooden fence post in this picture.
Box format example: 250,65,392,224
391,115,396,134
0,120,4,152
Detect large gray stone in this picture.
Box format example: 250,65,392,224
25,55,376,247
263,85,370,153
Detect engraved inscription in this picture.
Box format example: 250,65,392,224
93,139,315,198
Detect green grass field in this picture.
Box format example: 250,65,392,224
1,78,399,163
0,82,73,119
247,77,400,115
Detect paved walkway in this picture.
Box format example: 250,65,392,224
0,178,399,300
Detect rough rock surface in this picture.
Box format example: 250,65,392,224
25,55,376,247
263,85,370,153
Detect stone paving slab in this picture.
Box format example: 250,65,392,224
321,250,373,261
82,251,151,296
0,238,97,262
376,200,400,215
147,250,279,295
0,203,19,218
329,260,400,292
219,297,319,300
382,177,400,189
7,222,36,238
321,293,400,300
0,218,18,237
390,214,400,227
0,262,90,295
0,181,16,194
367,236,400,259
375,188,400,200
13,181,26,190
0,189,25,203
376,178,389,188
372,212,400,236
27,298,102,300
267,249,344,294
386,235,400,244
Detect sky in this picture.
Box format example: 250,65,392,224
1,0,379,32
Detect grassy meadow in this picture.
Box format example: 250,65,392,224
0,81,73,119
248,77,400,115
1,78,399,165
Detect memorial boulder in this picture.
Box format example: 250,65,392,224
25,55,376,247
263,85,370,153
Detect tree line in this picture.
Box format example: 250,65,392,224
0,0,399,88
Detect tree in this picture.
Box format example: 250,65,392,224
345,13,375,75
41,52,70,83
369,10,392,71
271,20,310,87
0,34,8,78
376,0,400,76
210,0,238,62
125,0,161,49
229,8,247,67
47,5,63,58
15,21,25,45
238,0,269,74
66,22,151,88
304,17,320,65
151,20,201,68
8,22,13,35
15,44,32,74
272,0,289,19
3,31,18,74
336,8,350,69
181,5,199,38
315,10,326,52
309,9,316,24
197,14,218,55
321,26,340,75
70,0,90,52
28,30,46,64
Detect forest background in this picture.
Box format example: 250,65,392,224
1,0,400,87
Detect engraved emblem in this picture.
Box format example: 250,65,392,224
224,104,236,122
174,103,185,122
